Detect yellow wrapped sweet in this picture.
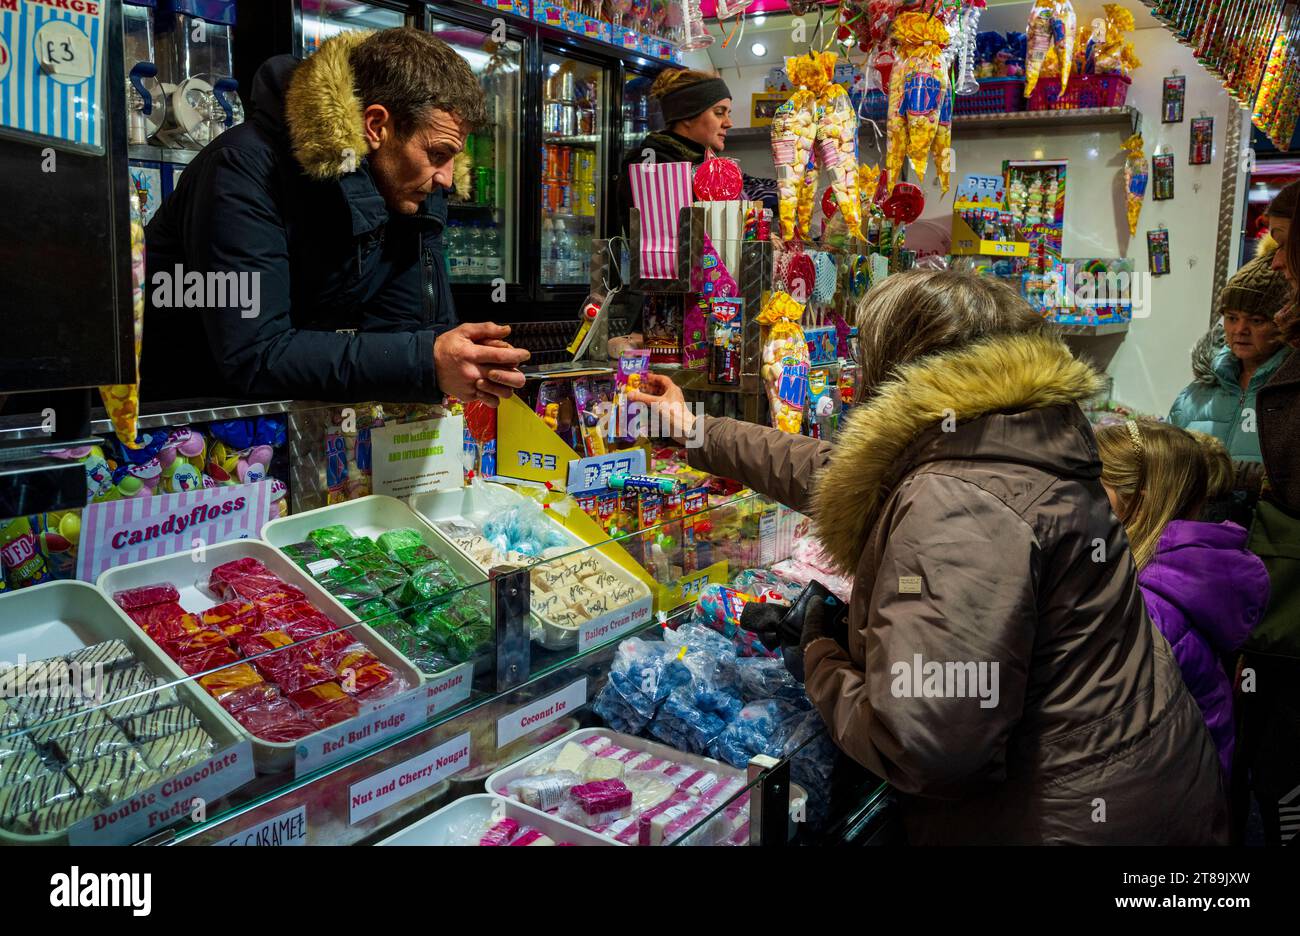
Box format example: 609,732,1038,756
887,13,951,187
757,291,810,434
1093,4,1140,75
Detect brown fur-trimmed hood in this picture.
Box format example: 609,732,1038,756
811,332,1105,573
284,31,371,180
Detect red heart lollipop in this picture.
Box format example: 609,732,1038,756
883,182,925,225
464,400,497,443
821,186,838,219
693,157,744,201
787,252,816,302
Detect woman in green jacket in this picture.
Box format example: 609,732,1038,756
1169,253,1292,461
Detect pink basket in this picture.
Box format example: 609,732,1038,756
954,78,1026,116
1027,73,1131,111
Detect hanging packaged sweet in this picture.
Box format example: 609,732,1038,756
887,12,952,187
757,292,810,434
770,65,819,241
1025,0,1077,96
100,188,148,449
1091,4,1140,75
816,67,864,239
1120,133,1148,238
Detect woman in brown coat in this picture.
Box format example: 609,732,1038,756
634,270,1227,844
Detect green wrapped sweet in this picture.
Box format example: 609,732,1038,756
350,553,399,574
389,544,439,571
354,598,402,627
376,528,425,555
448,622,492,662
322,561,365,587
325,576,382,608
329,536,385,561
406,605,454,646
398,560,464,607
361,567,407,597
281,541,324,569
308,524,352,549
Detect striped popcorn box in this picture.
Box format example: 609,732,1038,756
628,160,694,279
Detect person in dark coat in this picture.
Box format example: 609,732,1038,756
141,28,528,405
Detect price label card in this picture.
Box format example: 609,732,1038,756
69,742,255,846
0,1,107,153
425,661,474,718
349,732,471,825
497,679,588,748
213,805,308,847
295,688,426,777
760,511,778,566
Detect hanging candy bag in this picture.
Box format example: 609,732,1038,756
887,12,951,186
757,291,810,434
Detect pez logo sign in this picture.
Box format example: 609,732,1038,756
516,451,557,471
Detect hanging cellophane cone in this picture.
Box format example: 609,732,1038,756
758,291,810,434
770,54,825,241
808,52,864,240
887,12,951,186
100,193,147,450
1121,132,1148,237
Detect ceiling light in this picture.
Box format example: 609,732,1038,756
754,14,766,25
751,42,766,56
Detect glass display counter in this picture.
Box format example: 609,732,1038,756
0,484,890,847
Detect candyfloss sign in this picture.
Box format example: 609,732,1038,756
76,483,272,582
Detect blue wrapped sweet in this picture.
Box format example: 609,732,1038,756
649,691,727,755
735,656,812,707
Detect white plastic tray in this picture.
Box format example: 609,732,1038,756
0,580,245,844
377,793,613,846
484,727,806,847
96,540,425,773
411,484,652,651
261,494,490,610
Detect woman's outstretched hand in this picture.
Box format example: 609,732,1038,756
626,373,696,446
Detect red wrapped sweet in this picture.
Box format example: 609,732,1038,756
693,156,744,201
283,614,337,642
232,698,316,741
250,585,308,608
260,600,316,630
271,661,336,694
305,633,356,666
335,647,381,675
161,626,230,661
342,662,394,697
236,629,295,659
222,575,288,602
146,610,206,645
129,602,188,638
216,682,281,714
304,697,360,730
208,557,271,591
288,681,350,712
202,600,262,639
199,663,265,705
177,645,241,676
113,583,181,611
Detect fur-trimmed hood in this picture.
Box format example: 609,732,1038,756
284,32,372,180
811,332,1105,572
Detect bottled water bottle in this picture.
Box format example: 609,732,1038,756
445,221,463,280
483,221,502,280
467,222,485,279
540,218,555,283
553,220,571,285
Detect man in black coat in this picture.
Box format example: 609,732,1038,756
142,28,527,405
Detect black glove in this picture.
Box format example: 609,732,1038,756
740,581,850,682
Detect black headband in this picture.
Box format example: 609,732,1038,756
660,78,733,125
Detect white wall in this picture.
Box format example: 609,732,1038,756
694,5,1249,415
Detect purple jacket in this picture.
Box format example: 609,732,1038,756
1138,520,1270,779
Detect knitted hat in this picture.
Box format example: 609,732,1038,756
1218,253,1290,318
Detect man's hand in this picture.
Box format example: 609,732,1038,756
434,322,530,407
626,372,694,445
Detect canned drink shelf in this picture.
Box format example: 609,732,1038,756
544,133,601,147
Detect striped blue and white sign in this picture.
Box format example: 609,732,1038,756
0,0,105,153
